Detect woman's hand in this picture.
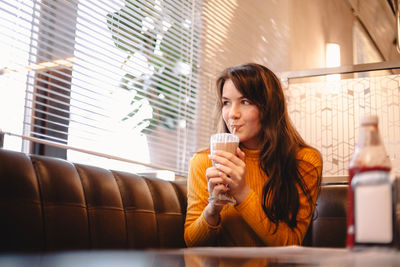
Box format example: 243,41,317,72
208,147,251,204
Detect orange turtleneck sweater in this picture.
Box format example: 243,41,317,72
184,146,322,247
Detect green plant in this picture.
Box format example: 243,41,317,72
106,0,197,134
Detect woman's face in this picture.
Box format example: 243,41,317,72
222,79,262,150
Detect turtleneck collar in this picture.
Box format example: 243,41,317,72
240,145,260,159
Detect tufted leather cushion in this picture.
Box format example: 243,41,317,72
0,149,187,251
0,148,348,251
306,184,348,247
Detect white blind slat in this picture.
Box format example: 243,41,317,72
1,0,203,176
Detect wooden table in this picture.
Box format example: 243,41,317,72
0,246,399,266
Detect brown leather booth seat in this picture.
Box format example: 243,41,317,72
303,184,348,247
0,148,348,251
0,149,187,251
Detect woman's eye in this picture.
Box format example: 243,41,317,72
242,99,251,105
222,100,230,106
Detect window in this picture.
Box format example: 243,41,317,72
0,1,35,152
0,0,202,178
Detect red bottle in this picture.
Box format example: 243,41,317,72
346,115,394,248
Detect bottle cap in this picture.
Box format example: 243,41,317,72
360,114,378,125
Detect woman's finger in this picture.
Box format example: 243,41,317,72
236,147,245,161
209,155,235,170
214,163,233,178
205,167,221,180
212,170,232,185
208,177,226,187
210,150,245,168
214,161,244,182
212,183,229,193
214,163,246,193
208,177,229,195
209,183,229,200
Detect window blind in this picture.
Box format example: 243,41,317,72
0,0,203,177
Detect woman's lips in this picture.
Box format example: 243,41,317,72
231,125,242,132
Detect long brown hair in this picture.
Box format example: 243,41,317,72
215,63,321,230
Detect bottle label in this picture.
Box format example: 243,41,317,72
354,171,393,244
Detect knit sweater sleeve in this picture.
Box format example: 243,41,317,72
184,151,221,247
235,147,323,246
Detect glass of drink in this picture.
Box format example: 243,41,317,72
209,133,239,205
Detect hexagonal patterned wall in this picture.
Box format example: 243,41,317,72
285,74,400,179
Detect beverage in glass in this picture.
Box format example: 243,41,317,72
209,133,239,205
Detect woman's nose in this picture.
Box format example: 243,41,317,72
229,103,240,119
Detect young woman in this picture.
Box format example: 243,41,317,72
184,63,322,247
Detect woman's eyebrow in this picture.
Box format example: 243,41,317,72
222,96,245,99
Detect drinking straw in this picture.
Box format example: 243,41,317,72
231,121,236,135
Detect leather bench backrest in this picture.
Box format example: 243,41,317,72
0,149,187,251
312,184,348,247
302,184,348,247
0,148,348,251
